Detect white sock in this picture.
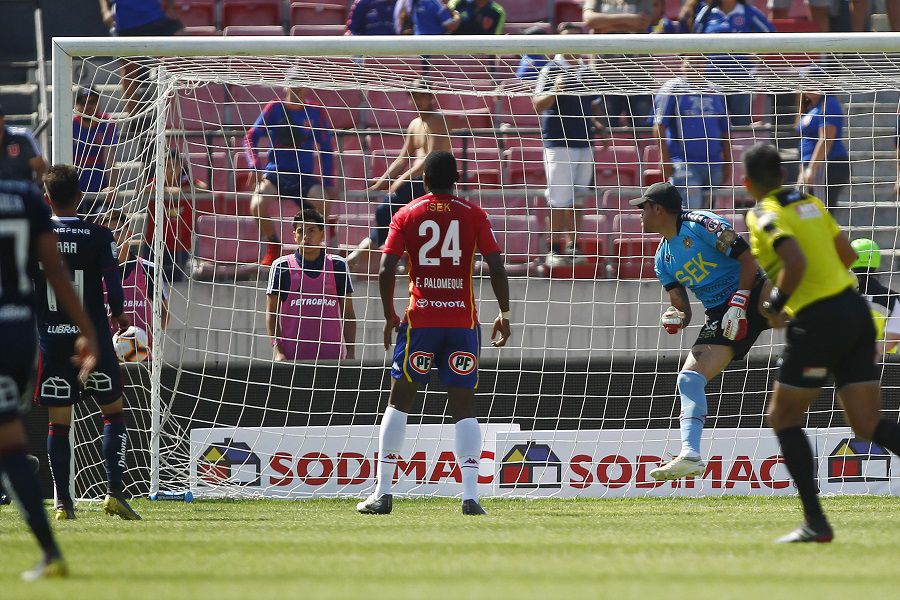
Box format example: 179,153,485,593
374,406,407,497
455,418,482,501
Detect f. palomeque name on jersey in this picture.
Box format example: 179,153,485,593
415,277,465,290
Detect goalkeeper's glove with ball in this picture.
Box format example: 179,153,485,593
661,306,686,334
722,289,750,341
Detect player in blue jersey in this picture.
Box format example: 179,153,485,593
631,182,770,480
0,177,99,580
244,86,338,266
35,165,141,521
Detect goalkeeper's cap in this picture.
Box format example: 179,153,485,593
851,237,881,271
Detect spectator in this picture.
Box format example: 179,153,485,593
346,0,397,36
394,0,413,33
104,210,169,342
244,85,338,266
266,209,356,361
768,0,867,32
795,79,850,208
649,0,680,32
582,0,654,128
449,0,505,35
73,88,118,211
410,0,461,34
653,55,733,210
515,25,549,81
99,1,183,117
850,237,900,355
693,0,774,126
0,104,47,183
145,148,209,280
347,79,450,269
533,23,605,267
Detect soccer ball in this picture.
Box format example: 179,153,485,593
113,326,150,363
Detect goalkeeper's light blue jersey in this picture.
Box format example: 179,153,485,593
653,210,741,309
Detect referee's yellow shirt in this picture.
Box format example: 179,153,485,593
747,187,855,316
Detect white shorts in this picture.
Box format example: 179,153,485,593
544,145,594,208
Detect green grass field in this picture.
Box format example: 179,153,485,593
2,496,900,599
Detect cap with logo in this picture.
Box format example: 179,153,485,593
629,181,683,212
851,237,880,271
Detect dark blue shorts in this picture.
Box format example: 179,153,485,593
263,172,321,207
391,324,481,389
36,332,122,407
0,322,37,424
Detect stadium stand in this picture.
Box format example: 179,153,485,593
221,0,282,27
172,0,217,28
290,24,347,35
289,2,347,26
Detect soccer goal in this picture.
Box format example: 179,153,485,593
52,33,900,501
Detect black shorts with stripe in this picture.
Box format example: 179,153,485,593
779,287,879,389
693,276,771,361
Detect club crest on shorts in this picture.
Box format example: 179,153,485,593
448,351,477,375
705,219,721,233
408,351,433,374
7,143,19,158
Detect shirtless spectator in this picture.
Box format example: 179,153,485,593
347,79,451,268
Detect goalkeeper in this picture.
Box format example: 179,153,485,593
631,182,770,480
850,238,900,355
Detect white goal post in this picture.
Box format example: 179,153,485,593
50,33,900,501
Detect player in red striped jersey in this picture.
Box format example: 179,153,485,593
357,151,511,515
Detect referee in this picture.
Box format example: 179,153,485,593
744,144,900,543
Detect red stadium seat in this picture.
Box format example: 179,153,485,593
771,18,819,32
613,213,645,235
181,26,221,36
223,25,285,35
184,152,212,188
596,145,639,186
612,238,657,279
338,152,369,195
642,145,661,168
365,90,418,130
503,22,551,34
333,214,372,253
167,84,226,131
495,95,540,129
505,0,549,22
172,0,216,27
488,215,539,263
290,24,347,35
309,89,361,130
369,150,408,183
554,0,584,26
289,2,347,26
226,84,280,126
504,146,546,186
642,169,665,187
600,190,633,211
221,0,281,27
195,216,261,264
665,0,682,18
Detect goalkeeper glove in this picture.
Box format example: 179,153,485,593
722,289,750,341
661,306,686,334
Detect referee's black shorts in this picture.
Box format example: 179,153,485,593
779,287,879,389
0,322,37,425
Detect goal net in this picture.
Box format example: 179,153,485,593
54,34,900,500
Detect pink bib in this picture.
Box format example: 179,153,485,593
277,252,344,360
